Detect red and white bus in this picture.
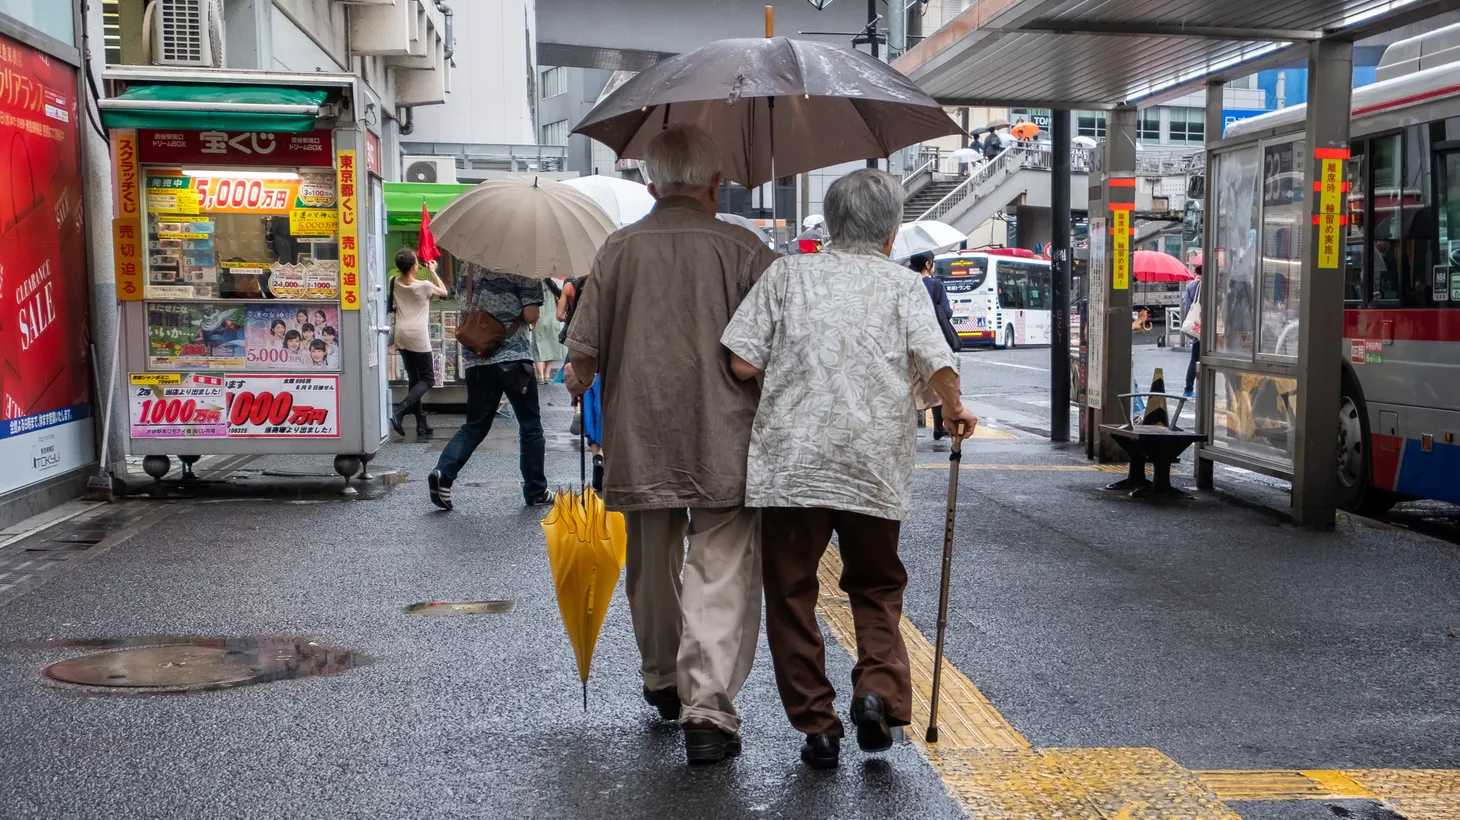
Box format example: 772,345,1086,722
1226,31,1460,513
934,248,1053,348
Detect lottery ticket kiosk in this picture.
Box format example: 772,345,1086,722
101,70,391,487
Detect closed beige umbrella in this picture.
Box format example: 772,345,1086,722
430,177,616,279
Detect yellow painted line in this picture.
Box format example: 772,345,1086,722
921,409,1018,439
1196,769,1377,801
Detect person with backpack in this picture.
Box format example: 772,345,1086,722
909,251,962,440
426,263,550,510
983,130,1003,160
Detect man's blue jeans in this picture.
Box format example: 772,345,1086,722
434,361,547,501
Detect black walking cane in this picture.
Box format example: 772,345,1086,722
925,427,964,744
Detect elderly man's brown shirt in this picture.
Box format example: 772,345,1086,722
565,197,778,511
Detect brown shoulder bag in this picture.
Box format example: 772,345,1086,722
455,267,523,358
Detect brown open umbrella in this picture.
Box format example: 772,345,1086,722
572,37,963,189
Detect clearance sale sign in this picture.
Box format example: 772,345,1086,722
0,34,95,495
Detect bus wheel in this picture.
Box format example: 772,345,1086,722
1000,324,1015,349
1337,375,1396,516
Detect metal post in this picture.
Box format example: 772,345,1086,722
1095,106,1137,461
1195,81,1223,490
1050,109,1072,442
1292,39,1353,529
866,0,879,169
888,0,906,59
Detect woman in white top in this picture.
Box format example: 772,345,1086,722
390,247,447,436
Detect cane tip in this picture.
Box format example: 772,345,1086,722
925,727,939,744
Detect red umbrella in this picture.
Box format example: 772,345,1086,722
417,202,441,264
1133,250,1194,283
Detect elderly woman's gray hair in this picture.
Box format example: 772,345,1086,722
823,168,905,253
644,124,722,196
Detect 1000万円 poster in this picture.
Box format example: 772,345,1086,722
0,34,94,496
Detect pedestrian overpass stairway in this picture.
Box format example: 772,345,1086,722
904,179,963,223
913,147,1090,237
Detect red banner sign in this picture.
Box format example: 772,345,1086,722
364,129,382,177
0,33,89,422
137,129,335,166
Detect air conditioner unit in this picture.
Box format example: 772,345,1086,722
404,156,457,184
153,0,224,68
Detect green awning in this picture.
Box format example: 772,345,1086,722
384,182,477,230
99,85,329,133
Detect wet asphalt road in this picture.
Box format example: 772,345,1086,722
0,354,1457,819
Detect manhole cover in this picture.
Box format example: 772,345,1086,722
404,600,515,615
41,637,366,692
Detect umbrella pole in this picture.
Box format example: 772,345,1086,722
925,434,962,744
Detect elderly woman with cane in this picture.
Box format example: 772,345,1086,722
721,168,978,769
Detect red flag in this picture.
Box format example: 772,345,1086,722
418,202,441,263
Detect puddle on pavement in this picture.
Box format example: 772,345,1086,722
36,636,367,693
404,600,515,615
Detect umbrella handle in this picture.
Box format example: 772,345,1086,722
926,431,961,743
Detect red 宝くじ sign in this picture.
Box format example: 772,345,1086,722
137,129,335,167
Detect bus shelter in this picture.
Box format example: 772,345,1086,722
894,0,1451,527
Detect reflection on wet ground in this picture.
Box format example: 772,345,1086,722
14,636,367,693
403,600,515,615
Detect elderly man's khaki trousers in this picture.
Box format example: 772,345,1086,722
622,506,761,736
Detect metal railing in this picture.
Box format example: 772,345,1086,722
915,145,1094,223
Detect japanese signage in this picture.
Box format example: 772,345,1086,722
114,131,139,217
147,303,247,370
1314,148,1348,270
1349,339,1383,365
0,32,94,498
264,261,338,301
137,129,334,166
1087,217,1107,409
364,130,382,177
113,217,143,300
147,172,302,215
244,304,341,370
1111,208,1131,290
289,208,338,236
337,149,360,310
128,373,227,438
225,375,339,437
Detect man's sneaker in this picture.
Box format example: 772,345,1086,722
428,470,453,511
1182,389,1194,399
526,491,554,507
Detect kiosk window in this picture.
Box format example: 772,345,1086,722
144,168,341,300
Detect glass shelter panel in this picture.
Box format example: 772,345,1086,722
1211,366,1297,470
1259,139,1304,358
1212,147,1261,360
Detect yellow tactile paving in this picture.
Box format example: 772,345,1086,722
1196,769,1377,801
810,548,1460,819
921,409,1018,439
1348,770,1460,820
814,548,1028,751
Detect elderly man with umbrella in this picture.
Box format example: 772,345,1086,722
564,124,778,766
722,169,978,769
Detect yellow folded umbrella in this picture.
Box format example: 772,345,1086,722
541,486,626,709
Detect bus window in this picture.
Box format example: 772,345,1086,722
1346,143,1367,304
1371,133,1403,302
1400,124,1436,307
1025,262,1052,310
997,261,1028,309
1438,151,1460,307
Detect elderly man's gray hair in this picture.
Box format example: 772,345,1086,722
824,169,905,253
644,124,721,196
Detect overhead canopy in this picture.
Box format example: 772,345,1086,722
99,85,329,132
384,182,477,231
896,0,1455,109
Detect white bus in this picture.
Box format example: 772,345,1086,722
934,248,1053,348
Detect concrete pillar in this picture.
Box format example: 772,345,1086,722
1292,39,1354,529
82,0,126,474
1195,80,1222,490
1090,105,1136,461
1050,109,1071,442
